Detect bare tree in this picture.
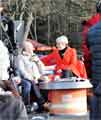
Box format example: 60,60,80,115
8,0,96,45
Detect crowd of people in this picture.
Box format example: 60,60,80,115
0,36,87,119
1,0,101,120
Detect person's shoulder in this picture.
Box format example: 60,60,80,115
89,21,101,31
68,47,76,51
53,48,58,53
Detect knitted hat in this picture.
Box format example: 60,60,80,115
56,35,68,44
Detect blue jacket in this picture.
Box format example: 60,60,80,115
87,21,101,88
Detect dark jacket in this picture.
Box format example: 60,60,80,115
87,21,101,88
82,13,101,78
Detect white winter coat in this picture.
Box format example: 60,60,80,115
0,40,10,80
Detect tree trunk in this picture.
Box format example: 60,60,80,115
34,11,37,41
23,12,33,41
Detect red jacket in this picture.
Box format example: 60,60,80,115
82,13,101,78
42,47,87,78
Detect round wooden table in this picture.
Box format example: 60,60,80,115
39,78,92,116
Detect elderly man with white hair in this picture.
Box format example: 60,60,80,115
16,40,50,113
42,35,87,78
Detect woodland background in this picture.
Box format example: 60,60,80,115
1,0,97,52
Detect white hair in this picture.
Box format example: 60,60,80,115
56,35,68,44
0,40,10,80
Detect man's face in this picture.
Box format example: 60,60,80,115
56,42,67,50
24,42,34,56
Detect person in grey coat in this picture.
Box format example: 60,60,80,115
0,89,28,120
